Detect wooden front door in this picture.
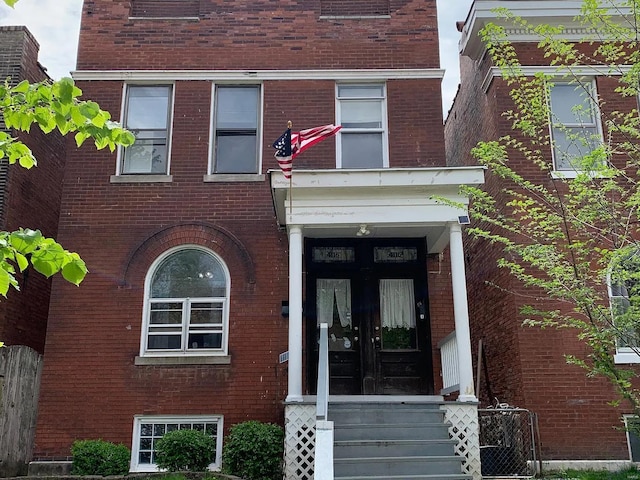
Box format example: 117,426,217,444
306,239,433,395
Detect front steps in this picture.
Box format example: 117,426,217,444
330,402,471,480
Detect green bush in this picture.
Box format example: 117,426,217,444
222,420,284,480
71,439,130,476
155,429,216,472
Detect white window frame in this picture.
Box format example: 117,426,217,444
116,83,175,177
130,415,223,472
624,415,640,461
335,83,389,169
139,245,231,358
208,83,263,176
548,78,603,178
608,259,640,364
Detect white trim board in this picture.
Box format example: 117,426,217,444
72,68,445,82
481,65,634,93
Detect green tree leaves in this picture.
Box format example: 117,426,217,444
0,229,88,296
0,70,132,316
470,0,640,422
0,74,132,299
0,77,134,162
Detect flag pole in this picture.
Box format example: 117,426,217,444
287,121,293,224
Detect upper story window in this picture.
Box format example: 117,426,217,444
548,80,602,173
336,84,388,169
211,85,261,175
121,85,173,175
140,247,229,357
609,248,640,363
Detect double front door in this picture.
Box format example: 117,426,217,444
306,239,433,395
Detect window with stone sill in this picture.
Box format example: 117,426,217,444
548,79,603,175
609,248,640,363
336,84,388,169
131,415,223,472
140,246,230,357
119,84,173,176
210,85,261,175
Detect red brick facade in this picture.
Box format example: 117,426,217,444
34,0,458,461
445,12,639,461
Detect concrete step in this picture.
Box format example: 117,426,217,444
335,475,472,480
334,455,465,477
334,438,459,458
329,404,445,425
334,422,452,441
330,401,466,480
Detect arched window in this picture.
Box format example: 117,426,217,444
141,247,230,356
609,248,640,363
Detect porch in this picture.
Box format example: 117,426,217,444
270,167,485,480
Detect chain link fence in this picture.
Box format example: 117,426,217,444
479,407,540,478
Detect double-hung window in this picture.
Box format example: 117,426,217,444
609,249,640,363
121,85,173,175
548,80,602,173
141,247,229,357
211,85,261,174
336,84,388,169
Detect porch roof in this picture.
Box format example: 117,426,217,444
269,167,485,254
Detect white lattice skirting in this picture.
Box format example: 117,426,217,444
443,403,482,480
284,403,316,480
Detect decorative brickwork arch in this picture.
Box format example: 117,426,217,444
122,222,256,289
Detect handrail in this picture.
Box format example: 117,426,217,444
314,323,334,480
316,323,329,420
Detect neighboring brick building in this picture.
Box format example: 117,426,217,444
446,0,639,466
0,25,67,477
0,26,66,353
32,1,484,478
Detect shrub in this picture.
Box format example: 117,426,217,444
71,439,130,476
222,420,284,480
155,429,216,472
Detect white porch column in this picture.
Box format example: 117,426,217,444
287,225,304,402
449,222,477,402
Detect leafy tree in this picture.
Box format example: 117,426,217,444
457,0,640,419
0,0,134,346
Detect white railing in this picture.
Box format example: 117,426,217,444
438,330,459,395
314,323,334,480
316,323,330,421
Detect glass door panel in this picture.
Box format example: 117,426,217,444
379,279,417,350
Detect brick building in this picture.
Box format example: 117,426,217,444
0,26,66,353
446,0,640,468
32,1,484,479
0,25,67,477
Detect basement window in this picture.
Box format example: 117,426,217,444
131,415,223,472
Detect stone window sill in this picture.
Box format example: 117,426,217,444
135,355,231,366
111,175,173,183
203,174,265,182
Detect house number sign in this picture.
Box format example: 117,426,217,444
312,247,355,263
373,247,418,263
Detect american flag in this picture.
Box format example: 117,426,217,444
272,124,342,179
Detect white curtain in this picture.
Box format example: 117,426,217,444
317,279,351,327
379,279,416,329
